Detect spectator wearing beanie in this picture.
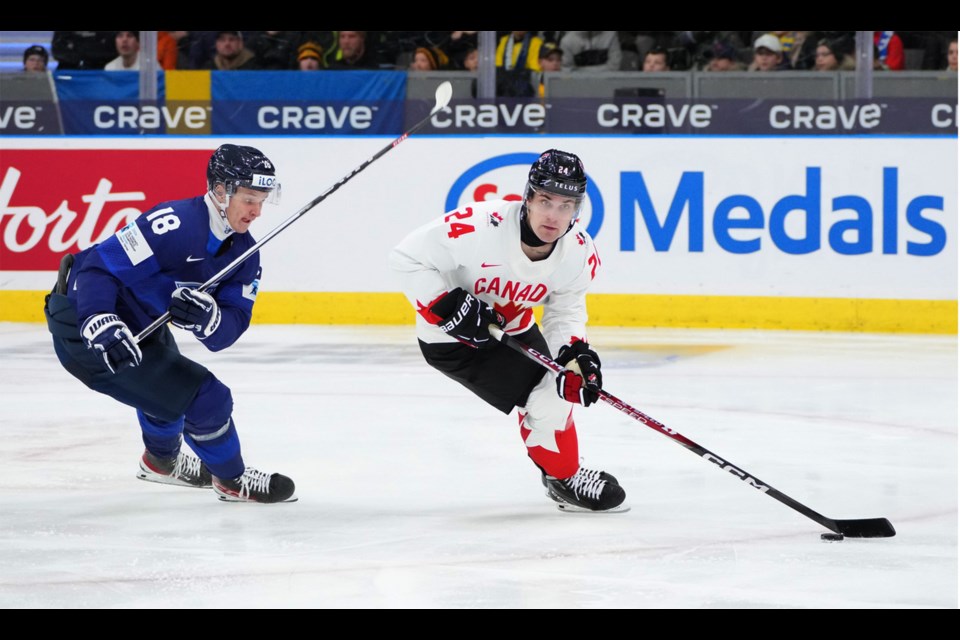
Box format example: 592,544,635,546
298,42,323,70
23,45,49,72
410,46,448,71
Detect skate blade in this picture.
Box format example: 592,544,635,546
556,502,631,514
136,471,212,489
215,493,299,504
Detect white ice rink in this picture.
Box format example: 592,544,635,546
0,322,956,608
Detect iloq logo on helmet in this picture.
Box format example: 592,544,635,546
251,174,277,189
445,153,604,238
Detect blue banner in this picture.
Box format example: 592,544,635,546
53,70,168,134
53,70,165,101
211,70,406,135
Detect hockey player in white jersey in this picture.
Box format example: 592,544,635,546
390,149,625,512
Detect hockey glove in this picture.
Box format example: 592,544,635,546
80,313,143,374
169,287,221,339
431,287,505,349
555,340,602,406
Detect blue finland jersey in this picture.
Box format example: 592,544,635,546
66,195,261,352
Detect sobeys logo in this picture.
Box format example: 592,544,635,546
445,153,604,238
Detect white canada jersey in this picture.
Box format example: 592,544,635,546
389,199,601,356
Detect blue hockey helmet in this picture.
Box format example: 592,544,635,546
207,144,281,204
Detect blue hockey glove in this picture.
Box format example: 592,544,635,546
80,313,142,374
169,287,221,339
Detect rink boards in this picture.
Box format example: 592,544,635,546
1,136,956,333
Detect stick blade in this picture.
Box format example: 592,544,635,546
834,518,896,538
431,81,453,114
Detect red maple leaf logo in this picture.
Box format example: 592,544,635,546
494,300,533,329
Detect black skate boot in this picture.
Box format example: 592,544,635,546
213,467,297,503
137,449,212,488
543,467,627,512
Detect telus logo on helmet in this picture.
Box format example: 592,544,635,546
445,153,605,238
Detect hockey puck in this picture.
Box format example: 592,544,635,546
820,533,844,541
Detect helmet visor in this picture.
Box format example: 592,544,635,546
220,174,281,206
524,184,585,221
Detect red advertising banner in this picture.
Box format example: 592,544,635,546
0,149,212,271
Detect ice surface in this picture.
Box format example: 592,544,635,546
0,323,955,608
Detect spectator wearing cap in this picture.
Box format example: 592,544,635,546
749,33,789,71
537,42,563,98
297,42,323,71
409,47,449,71
23,45,49,72
104,31,140,71
814,38,855,71
203,31,258,70
705,41,745,71
642,47,669,72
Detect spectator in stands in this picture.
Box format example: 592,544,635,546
946,36,957,72
157,31,188,70
537,42,563,98
461,45,479,72
203,31,258,71
774,31,817,70
298,32,338,68
874,31,904,70
814,38,855,71
495,31,542,97
749,33,788,71
22,45,49,73
559,31,621,71
328,31,380,69
104,31,141,71
297,42,323,71
409,47,449,71
446,31,478,69
496,31,543,72
704,40,745,71
249,31,300,70
641,47,669,72
634,31,676,69
51,31,116,70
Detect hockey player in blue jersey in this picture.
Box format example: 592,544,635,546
44,144,296,503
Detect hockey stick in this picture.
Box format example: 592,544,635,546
134,81,455,344
489,326,896,538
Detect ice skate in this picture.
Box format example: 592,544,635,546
543,467,628,513
137,449,212,488
213,467,297,503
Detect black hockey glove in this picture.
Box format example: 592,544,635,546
555,340,602,406
169,287,221,339
431,287,505,349
80,313,143,374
